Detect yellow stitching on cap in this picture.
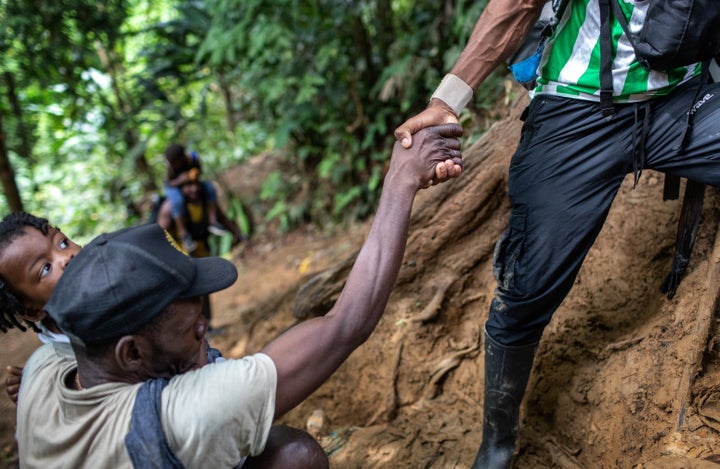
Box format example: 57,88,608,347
164,229,189,256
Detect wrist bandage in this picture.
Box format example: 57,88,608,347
430,74,473,116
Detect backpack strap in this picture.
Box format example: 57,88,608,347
206,340,225,363
125,378,185,469
609,0,642,63
598,0,615,117
663,175,681,200
608,0,708,202
660,180,706,299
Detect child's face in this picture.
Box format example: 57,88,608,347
0,226,80,316
181,180,201,202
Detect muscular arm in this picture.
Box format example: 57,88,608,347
262,125,463,418
394,0,545,147
451,0,545,90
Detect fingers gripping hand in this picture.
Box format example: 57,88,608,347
426,125,463,188
5,365,22,404
433,157,463,184
394,100,460,149
394,123,463,189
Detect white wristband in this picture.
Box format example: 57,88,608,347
430,74,473,116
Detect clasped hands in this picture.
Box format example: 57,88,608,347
394,100,463,187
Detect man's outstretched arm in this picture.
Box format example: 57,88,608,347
262,124,463,418
394,0,545,149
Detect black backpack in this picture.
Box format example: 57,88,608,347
599,0,720,116
610,0,720,72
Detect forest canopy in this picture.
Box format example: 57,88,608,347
0,0,508,244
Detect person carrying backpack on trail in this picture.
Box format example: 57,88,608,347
157,168,245,259
156,169,245,334
163,143,228,253
394,1,720,467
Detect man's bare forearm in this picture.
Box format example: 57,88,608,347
330,171,415,343
263,126,462,418
261,171,416,417
451,0,545,90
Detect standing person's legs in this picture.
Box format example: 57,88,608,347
164,185,186,220
473,96,633,468
165,184,196,252
487,95,634,345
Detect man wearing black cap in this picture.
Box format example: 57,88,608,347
15,124,463,469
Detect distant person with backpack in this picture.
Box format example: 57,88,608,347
394,0,720,467
157,168,245,258
157,169,245,332
164,143,227,253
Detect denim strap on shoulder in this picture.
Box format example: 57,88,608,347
207,341,225,363
125,378,184,469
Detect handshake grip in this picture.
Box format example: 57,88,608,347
406,124,464,188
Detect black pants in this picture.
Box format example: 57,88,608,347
486,78,720,346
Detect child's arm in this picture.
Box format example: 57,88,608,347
5,365,22,404
166,170,191,188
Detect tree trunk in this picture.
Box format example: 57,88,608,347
217,71,237,133
0,110,24,212
96,40,157,194
3,72,32,164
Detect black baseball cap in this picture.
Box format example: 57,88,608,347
45,223,238,346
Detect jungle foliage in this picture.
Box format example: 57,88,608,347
0,0,507,243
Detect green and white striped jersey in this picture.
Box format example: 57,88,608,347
534,0,701,102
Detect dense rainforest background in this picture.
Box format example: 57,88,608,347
0,0,509,243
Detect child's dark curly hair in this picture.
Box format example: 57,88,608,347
164,143,186,165
0,212,50,333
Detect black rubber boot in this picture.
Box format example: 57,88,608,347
470,330,538,469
